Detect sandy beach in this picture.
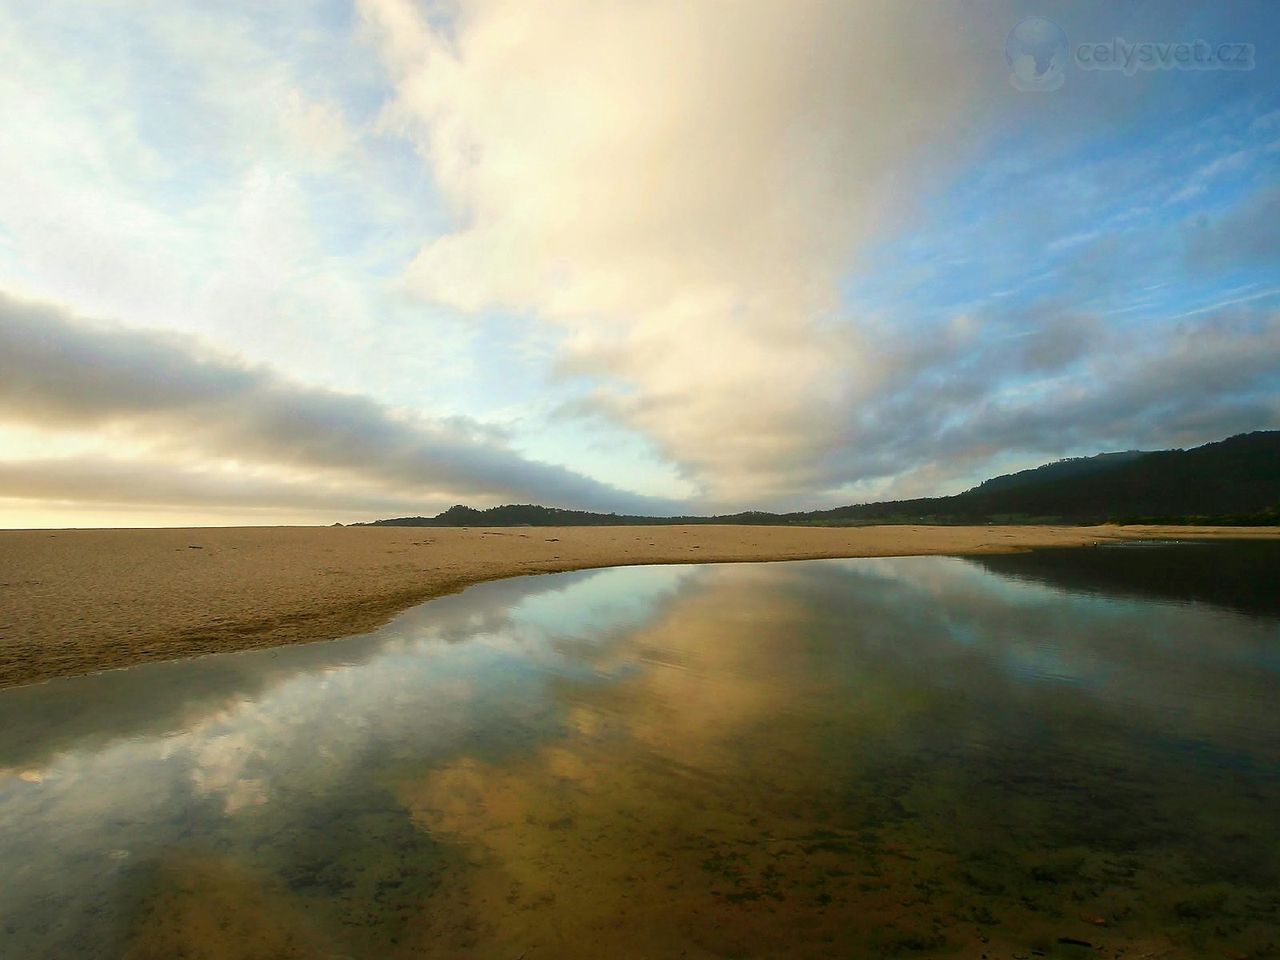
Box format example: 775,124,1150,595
1,523,1277,689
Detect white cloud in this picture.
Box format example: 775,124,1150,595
360,0,999,504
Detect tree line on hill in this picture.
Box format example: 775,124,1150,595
358,430,1280,527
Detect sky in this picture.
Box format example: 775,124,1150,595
0,1,1277,527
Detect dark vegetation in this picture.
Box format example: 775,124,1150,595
361,431,1280,527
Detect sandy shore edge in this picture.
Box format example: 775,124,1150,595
2,523,1277,689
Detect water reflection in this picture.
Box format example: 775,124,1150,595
1,547,1278,958
973,539,1280,620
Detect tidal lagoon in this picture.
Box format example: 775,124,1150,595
1,542,1277,958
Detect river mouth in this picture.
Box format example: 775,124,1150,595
2,544,1278,959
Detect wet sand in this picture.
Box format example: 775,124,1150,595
1,523,1277,689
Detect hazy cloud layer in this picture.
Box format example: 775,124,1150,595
0,292,677,516
1185,183,1280,273
0,457,412,514
361,0,1000,504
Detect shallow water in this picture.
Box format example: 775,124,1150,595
1,543,1278,959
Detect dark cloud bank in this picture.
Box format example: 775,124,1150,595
0,291,679,516
2,285,1278,518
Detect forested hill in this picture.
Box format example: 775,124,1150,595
360,431,1280,527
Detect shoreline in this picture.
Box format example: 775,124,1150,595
2,523,1278,690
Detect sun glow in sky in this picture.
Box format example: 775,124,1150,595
1,1,1277,527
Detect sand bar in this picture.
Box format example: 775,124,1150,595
2,523,1278,689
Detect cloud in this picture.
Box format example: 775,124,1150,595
1167,147,1256,204
4,2,1277,520
0,457,410,514
0,1,483,435
359,0,1002,504
349,1,1280,507
1185,183,1280,271
0,291,678,515
826,306,1280,499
